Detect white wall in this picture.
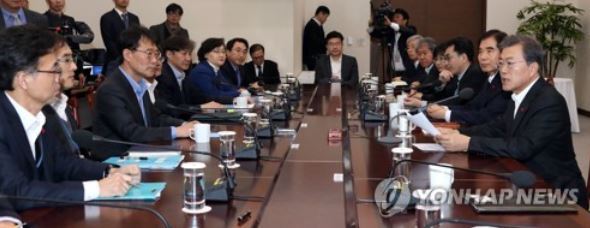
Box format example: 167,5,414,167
30,0,296,74
301,0,371,75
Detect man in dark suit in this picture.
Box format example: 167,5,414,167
314,31,358,87
0,25,139,211
93,26,196,160
428,30,511,126
0,0,47,30
244,43,281,87
149,3,189,47
406,37,486,107
43,38,83,158
303,5,329,70
155,36,222,118
100,0,140,75
437,35,588,209
220,37,249,88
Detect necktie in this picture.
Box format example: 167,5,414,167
121,13,129,28
11,14,22,26
236,68,241,87
58,118,80,156
256,65,262,78
454,79,461,96
34,136,43,169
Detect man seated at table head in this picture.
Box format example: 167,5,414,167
435,35,588,209
427,29,511,126
405,36,486,106
188,37,247,104
314,31,359,87
155,35,222,118
93,25,197,160
244,43,281,88
0,25,140,210
220,37,249,89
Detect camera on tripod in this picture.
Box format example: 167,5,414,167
370,2,394,32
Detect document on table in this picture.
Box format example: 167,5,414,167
407,112,440,136
413,143,446,152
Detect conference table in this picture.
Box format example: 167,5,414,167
19,84,590,227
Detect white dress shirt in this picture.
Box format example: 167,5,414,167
5,92,100,201
389,22,405,71
50,93,69,122
512,77,539,118
146,80,158,104
255,62,265,77
330,55,342,80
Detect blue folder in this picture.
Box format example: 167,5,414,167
103,155,184,170
95,182,167,201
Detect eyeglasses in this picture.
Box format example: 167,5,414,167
34,61,62,76
133,49,164,62
211,48,226,54
57,54,78,64
498,59,527,70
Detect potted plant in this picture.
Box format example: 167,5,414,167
516,0,584,84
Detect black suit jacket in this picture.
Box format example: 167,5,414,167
314,54,359,87
42,105,80,157
0,93,108,210
302,19,325,70
243,60,281,86
0,198,18,221
220,61,246,88
425,64,486,104
0,8,48,30
149,22,189,47
447,73,510,126
100,10,140,73
154,62,208,119
93,68,183,160
461,78,588,209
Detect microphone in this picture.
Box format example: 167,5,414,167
72,130,236,202
0,194,171,228
424,218,532,228
162,103,243,123
409,88,474,114
375,159,536,217
390,159,536,188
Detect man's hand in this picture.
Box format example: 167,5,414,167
435,131,470,152
383,16,392,26
98,173,133,197
176,121,198,138
403,96,423,108
200,101,224,109
438,70,454,83
109,165,141,185
427,104,447,120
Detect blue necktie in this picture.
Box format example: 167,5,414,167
236,68,241,87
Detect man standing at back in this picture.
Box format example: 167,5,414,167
100,0,140,75
303,5,329,70
149,3,189,47
0,0,47,30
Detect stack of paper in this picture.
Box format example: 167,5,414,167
103,154,184,170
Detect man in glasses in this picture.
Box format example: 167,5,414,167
93,25,197,160
0,25,139,212
436,35,588,209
